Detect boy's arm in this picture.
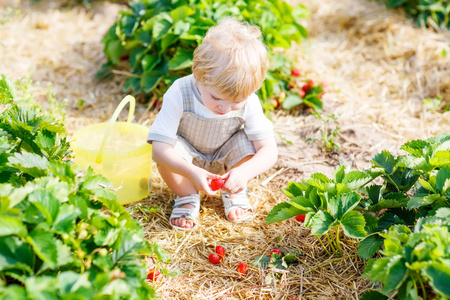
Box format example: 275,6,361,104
222,137,278,194
152,141,221,195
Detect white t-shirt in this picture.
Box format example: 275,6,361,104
147,75,274,146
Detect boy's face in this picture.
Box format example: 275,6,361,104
198,84,245,115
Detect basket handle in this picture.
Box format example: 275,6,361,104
96,95,136,163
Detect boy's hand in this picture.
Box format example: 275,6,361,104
189,167,222,196
221,167,251,194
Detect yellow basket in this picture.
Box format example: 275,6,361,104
71,95,152,205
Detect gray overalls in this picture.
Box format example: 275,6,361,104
173,76,256,174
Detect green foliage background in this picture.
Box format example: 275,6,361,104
0,75,168,299
377,0,450,29
98,0,310,108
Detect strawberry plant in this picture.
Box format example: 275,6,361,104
0,75,171,299
362,216,450,299
377,0,450,29
267,131,450,297
306,113,341,154
98,0,313,112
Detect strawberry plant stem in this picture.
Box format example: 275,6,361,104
334,226,342,255
418,277,427,300
325,233,338,255
316,236,332,256
304,254,358,274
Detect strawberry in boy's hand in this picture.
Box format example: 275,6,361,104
210,178,224,191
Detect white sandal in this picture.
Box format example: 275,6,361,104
169,194,200,231
222,188,253,223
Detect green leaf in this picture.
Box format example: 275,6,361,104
0,236,34,274
430,151,450,168
360,290,388,300
303,95,323,111
0,214,27,238
304,173,331,191
366,184,382,205
282,94,302,110
141,71,164,93
328,192,361,219
266,201,307,224
26,229,58,269
168,48,193,71
105,39,125,65
381,256,408,294
282,182,307,198
371,150,395,175
160,33,179,52
418,178,436,193
423,261,450,297
340,210,367,239
252,255,270,268
7,151,48,178
436,167,450,193
358,234,383,259
343,170,373,190
141,54,160,73
111,231,146,266
401,139,430,157
407,193,428,209
334,166,346,183
363,257,390,281
170,6,194,22
310,210,334,235
52,204,80,235
150,242,171,263
28,189,60,225
152,15,173,41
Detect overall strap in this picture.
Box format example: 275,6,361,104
178,76,195,112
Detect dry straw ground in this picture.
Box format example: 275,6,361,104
1,0,449,299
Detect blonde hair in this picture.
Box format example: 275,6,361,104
192,18,268,101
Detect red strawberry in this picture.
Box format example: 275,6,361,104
236,263,247,274
147,268,160,281
270,249,282,256
302,84,312,92
299,89,306,98
295,215,306,222
308,79,315,86
291,69,301,76
215,246,225,259
211,178,224,191
209,253,221,264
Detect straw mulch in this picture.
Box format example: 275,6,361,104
1,0,449,299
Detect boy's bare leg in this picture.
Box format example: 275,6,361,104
226,155,253,221
158,165,198,229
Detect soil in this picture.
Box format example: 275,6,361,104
1,0,449,299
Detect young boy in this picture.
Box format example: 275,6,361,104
147,18,278,230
